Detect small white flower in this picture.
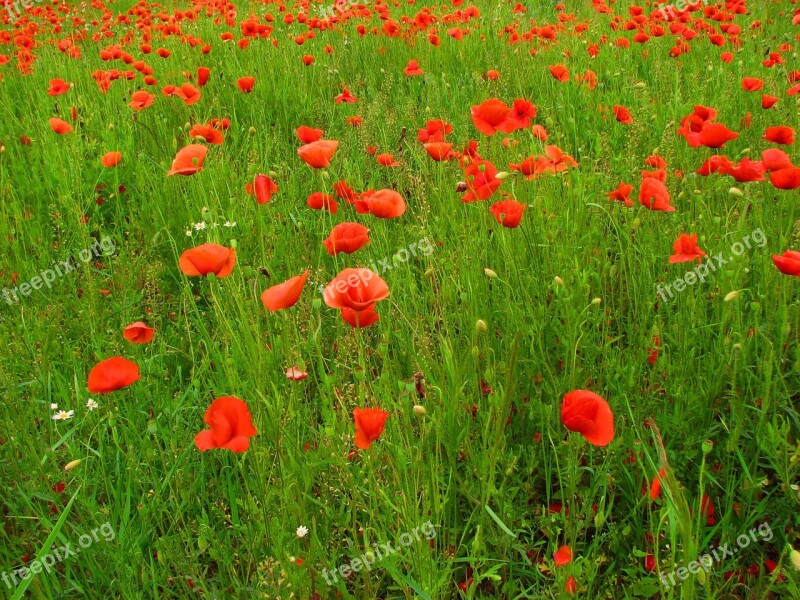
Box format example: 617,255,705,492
296,525,309,538
52,410,74,421
223,221,237,228
50,403,59,410
193,222,207,231
185,229,193,236
86,399,98,411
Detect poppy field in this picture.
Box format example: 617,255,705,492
2,0,800,597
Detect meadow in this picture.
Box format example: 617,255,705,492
1,0,800,598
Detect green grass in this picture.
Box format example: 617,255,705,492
1,0,800,598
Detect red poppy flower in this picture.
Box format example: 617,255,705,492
101,152,122,167
613,105,633,124
698,122,739,148
323,222,370,255
357,189,406,218
669,233,706,263
237,77,255,93
307,192,338,213
489,199,526,228
296,125,323,143
762,148,792,171
530,124,548,140
285,367,308,381
639,178,674,212
123,322,155,344
179,244,236,278
167,144,208,176
548,64,569,82
346,116,363,127
377,153,400,167
463,160,502,202
484,69,500,80
87,357,141,394
763,126,795,145
565,576,577,594
607,183,633,207
554,545,572,567
197,66,210,87
773,250,800,276
561,389,615,447
770,166,800,190
297,140,339,168
762,94,779,109
188,124,224,145
334,88,357,104
194,396,257,453
341,304,381,328
506,98,536,130
261,270,309,311
423,142,453,161
323,268,389,312
47,79,71,96
417,119,453,143
129,90,155,110
470,99,514,136
721,158,765,182
403,59,424,76
650,468,666,500
741,77,763,91
302,55,314,66
353,407,389,449
249,174,277,204
49,118,72,134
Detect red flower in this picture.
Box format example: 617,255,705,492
250,174,278,204
323,268,390,325
423,142,453,161
770,166,800,190
123,322,155,344
554,545,572,567
167,144,207,176
403,59,424,76
377,153,400,167
261,270,309,311
307,192,338,213
607,183,633,207
47,79,71,96
561,389,615,447
639,178,674,212
297,140,339,168
49,118,72,135
462,160,502,202
762,94,779,109
296,125,323,143
129,90,155,110
612,105,633,124
649,468,666,500
188,124,224,145
101,152,122,167
194,396,257,453
87,357,141,394
470,99,514,136
489,199,526,228
197,66,210,87
237,77,255,93
353,407,389,449
669,233,706,264
323,222,370,255
565,576,577,594
698,122,739,148
548,64,569,82
179,244,236,278
772,250,800,276
357,189,406,219
763,126,795,145
741,77,763,91
334,88,357,104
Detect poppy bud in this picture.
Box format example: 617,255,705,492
475,319,487,333
495,171,511,180
632,218,641,229
702,439,714,455
789,547,800,571
554,276,563,286
729,187,744,197
108,124,114,130
484,268,497,278
248,126,256,135
269,171,278,179
425,268,434,277
724,290,740,302
594,509,605,529
633,82,646,89
64,459,82,471
413,405,426,416
312,297,322,309
321,171,330,179
591,297,601,305
456,181,467,193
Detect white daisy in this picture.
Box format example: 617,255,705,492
52,410,74,421
86,399,98,411
296,525,308,538
223,221,237,228
50,403,58,410
193,222,207,231
185,229,193,236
